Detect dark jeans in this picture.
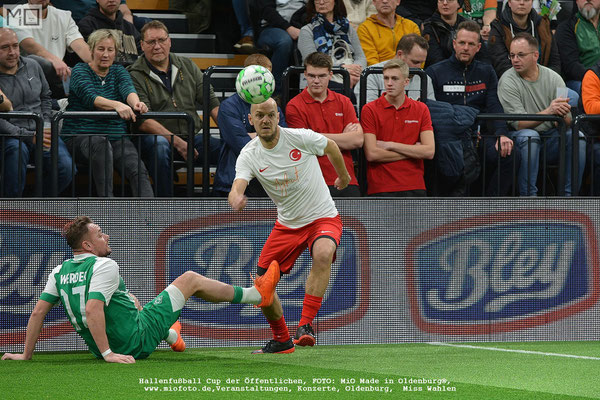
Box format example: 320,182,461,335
139,133,221,197
68,135,153,197
1,136,73,197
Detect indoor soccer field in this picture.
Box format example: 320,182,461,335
1,341,598,399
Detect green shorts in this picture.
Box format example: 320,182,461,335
136,285,185,358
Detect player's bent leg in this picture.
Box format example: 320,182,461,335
171,271,235,302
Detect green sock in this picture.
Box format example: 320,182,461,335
232,286,243,303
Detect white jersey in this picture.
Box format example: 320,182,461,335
235,127,338,228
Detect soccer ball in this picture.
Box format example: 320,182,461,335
235,65,275,104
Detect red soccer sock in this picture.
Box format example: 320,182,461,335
298,294,323,327
268,316,290,343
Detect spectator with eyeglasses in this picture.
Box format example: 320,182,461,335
498,32,585,196
487,0,560,78
128,20,221,197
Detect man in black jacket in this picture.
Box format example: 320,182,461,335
78,0,141,67
487,0,560,78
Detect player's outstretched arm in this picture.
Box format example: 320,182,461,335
2,299,53,361
324,139,351,190
86,299,135,364
229,179,249,211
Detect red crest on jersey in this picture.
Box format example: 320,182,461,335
289,149,301,161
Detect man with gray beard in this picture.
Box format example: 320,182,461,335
555,0,600,93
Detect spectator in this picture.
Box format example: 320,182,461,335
286,52,363,196
581,59,600,195
555,0,600,94
361,59,435,196
426,20,520,196
128,20,221,197
233,0,257,53
396,0,438,27
498,33,584,195
357,0,421,66
11,0,92,98
459,0,497,41
0,27,73,197
488,0,560,78
342,0,377,29
61,29,152,197
78,0,141,67
50,0,133,24
253,0,306,94
298,0,366,90
422,0,470,67
214,53,286,197
363,33,436,103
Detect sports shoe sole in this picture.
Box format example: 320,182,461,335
169,321,186,352
251,346,295,354
254,260,280,307
293,335,315,347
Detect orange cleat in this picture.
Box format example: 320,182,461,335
169,320,186,352
253,260,281,307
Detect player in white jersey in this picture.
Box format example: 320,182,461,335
229,98,351,354
1,216,280,363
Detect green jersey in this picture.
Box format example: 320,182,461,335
40,254,142,358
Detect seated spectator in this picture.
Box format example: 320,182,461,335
426,20,520,196
298,0,366,90
498,33,585,196
252,0,306,94
361,59,435,196
581,59,600,195
363,33,436,103
488,0,560,78
78,0,141,67
0,27,73,197
214,53,286,197
357,0,420,66
61,29,152,197
343,0,377,29
233,0,257,53
555,0,600,94
11,0,92,99
50,0,132,24
286,52,363,196
422,0,470,67
396,0,438,28
459,0,497,41
128,20,221,197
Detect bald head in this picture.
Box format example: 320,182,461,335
249,97,279,146
0,28,20,73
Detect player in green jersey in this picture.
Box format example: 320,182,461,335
2,216,280,364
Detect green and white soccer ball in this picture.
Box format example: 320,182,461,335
235,65,275,104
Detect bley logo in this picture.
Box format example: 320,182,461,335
0,211,73,345
405,210,599,334
156,212,369,340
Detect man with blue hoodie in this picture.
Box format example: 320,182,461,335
0,27,73,197
426,20,520,196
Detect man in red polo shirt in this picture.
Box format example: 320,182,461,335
361,59,435,196
285,52,363,196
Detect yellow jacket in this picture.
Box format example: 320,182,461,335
357,14,421,66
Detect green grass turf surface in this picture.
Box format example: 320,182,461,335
1,342,598,399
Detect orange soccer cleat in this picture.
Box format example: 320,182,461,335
253,260,281,308
169,320,186,352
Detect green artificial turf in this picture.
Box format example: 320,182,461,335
0,342,598,399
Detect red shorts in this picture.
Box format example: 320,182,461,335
257,215,342,274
